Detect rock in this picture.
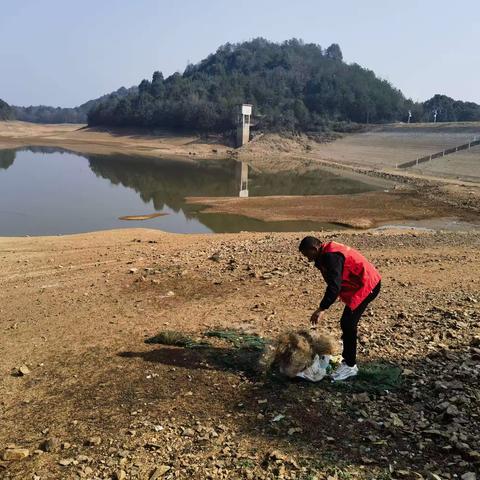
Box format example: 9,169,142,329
40,437,61,452
85,436,102,446
2,448,30,460
265,450,299,469
129,268,138,274
58,457,74,466
11,364,30,376
209,252,221,262
353,392,370,402
182,428,195,437
390,413,405,427
461,474,476,480
150,465,171,479
267,450,289,462
466,450,480,462
446,404,460,416
115,470,127,480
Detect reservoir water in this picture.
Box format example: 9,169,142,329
0,147,384,236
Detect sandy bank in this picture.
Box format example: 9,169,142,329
0,121,230,160
187,190,479,229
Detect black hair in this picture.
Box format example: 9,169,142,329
298,236,321,252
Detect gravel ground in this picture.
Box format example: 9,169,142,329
1,228,479,479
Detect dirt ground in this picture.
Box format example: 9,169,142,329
186,191,479,229
1,228,479,479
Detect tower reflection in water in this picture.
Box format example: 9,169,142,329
237,161,249,198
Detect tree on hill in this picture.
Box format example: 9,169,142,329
0,98,14,120
325,43,343,61
87,38,412,132
12,86,137,124
422,94,480,122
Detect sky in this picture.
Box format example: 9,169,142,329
1,0,479,107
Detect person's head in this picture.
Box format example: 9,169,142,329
298,236,322,262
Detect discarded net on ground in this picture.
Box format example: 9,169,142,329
144,329,402,390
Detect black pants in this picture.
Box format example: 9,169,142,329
340,281,381,367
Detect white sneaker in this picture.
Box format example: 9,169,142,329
331,362,358,381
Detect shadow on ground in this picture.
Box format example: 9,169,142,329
2,338,478,479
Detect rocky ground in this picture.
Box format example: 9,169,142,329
1,228,479,480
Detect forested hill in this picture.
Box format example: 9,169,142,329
5,39,480,130
12,86,137,124
0,98,14,120
88,39,408,131
87,38,480,132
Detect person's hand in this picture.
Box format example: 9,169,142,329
310,309,325,326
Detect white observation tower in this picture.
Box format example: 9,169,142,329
236,104,252,147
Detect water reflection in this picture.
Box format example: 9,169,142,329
237,161,249,198
0,148,16,170
0,146,382,236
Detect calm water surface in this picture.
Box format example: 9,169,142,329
0,147,384,236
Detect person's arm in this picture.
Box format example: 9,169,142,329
311,253,344,325
319,252,344,310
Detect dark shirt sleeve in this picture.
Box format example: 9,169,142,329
318,252,344,310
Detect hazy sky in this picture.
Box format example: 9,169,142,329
1,0,479,107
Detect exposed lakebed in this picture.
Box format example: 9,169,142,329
2,146,478,236
0,147,391,236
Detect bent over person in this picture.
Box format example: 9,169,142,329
299,236,381,381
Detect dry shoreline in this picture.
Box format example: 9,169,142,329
1,120,479,230
0,121,230,161
187,191,479,229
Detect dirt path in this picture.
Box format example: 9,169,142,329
1,229,479,479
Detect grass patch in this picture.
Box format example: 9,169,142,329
204,329,266,350
145,329,265,376
332,363,402,393
145,330,211,349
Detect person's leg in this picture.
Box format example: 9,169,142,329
332,306,360,380
338,281,382,369
340,305,363,367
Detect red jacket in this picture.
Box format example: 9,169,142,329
321,241,381,310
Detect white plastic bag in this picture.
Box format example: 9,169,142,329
296,354,331,382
